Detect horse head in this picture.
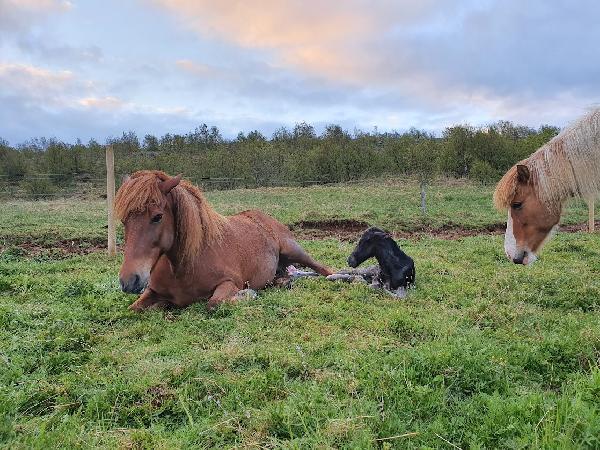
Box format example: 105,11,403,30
117,174,181,293
501,164,561,265
348,227,390,268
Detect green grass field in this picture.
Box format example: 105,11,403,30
1,178,600,448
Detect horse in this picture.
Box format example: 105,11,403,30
347,227,415,290
115,170,333,311
494,108,600,264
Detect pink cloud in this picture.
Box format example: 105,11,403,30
152,0,439,84
77,96,124,110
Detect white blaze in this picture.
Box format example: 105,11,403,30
504,211,517,260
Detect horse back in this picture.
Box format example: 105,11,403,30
234,210,294,241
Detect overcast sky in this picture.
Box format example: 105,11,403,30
1,0,599,144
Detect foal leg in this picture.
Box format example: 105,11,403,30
280,239,333,276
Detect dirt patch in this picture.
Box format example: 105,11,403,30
3,220,599,258
290,219,370,240
560,220,600,233
291,219,506,241
145,384,174,409
1,237,116,258
292,219,600,241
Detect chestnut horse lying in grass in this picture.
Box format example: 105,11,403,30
115,170,332,311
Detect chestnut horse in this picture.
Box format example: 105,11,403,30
115,170,332,311
494,108,600,264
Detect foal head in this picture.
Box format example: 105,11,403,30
348,227,390,268
116,173,181,293
494,164,561,265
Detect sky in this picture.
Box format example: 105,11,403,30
1,0,599,144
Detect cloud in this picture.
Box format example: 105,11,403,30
2,0,599,143
153,0,600,127
0,0,71,35
0,61,198,143
152,0,442,83
78,96,124,110
17,38,103,64
175,59,219,78
0,63,76,107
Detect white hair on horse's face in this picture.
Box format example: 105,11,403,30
504,211,517,260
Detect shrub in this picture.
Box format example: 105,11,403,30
469,160,500,184
21,178,56,199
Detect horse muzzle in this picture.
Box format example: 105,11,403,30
511,250,538,265
347,254,359,268
119,273,149,294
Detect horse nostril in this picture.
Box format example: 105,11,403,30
120,275,143,293
512,253,525,264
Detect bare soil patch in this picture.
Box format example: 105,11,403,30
291,219,600,241
290,219,371,240
291,219,506,241
3,220,600,257
1,237,114,258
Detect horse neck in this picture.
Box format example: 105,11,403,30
165,188,225,274
534,119,600,204
371,240,398,272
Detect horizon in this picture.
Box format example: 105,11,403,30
1,1,599,145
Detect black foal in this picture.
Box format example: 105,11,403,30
347,227,415,290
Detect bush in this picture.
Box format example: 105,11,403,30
469,160,500,184
21,178,56,199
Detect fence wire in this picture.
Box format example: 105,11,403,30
0,173,338,201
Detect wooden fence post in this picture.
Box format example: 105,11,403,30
106,145,116,256
589,198,595,233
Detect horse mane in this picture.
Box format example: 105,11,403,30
114,170,227,269
494,108,600,214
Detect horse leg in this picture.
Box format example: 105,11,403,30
206,280,243,311
129,288,170,312
280,239,333,276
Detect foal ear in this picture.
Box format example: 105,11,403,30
158,173,182,194
516,165,530,184
373,230,391,240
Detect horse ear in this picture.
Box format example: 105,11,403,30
158,174,182,194
516,165,530,184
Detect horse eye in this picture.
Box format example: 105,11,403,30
511,202,523,210
151,214,163,223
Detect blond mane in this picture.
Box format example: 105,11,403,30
494,108,600,213
115,170,227,269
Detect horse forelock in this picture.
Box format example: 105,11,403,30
493,165,519,211
114,170,168,221
115,170,227,269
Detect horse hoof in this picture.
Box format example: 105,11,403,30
128,303,143,312
391,287,408,299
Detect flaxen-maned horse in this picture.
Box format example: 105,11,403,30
115,171,332,311
494,108,600,264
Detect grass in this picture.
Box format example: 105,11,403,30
1,178,600,448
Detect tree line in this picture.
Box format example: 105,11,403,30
0,121,559,197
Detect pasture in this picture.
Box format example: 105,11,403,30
1,178,600,448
